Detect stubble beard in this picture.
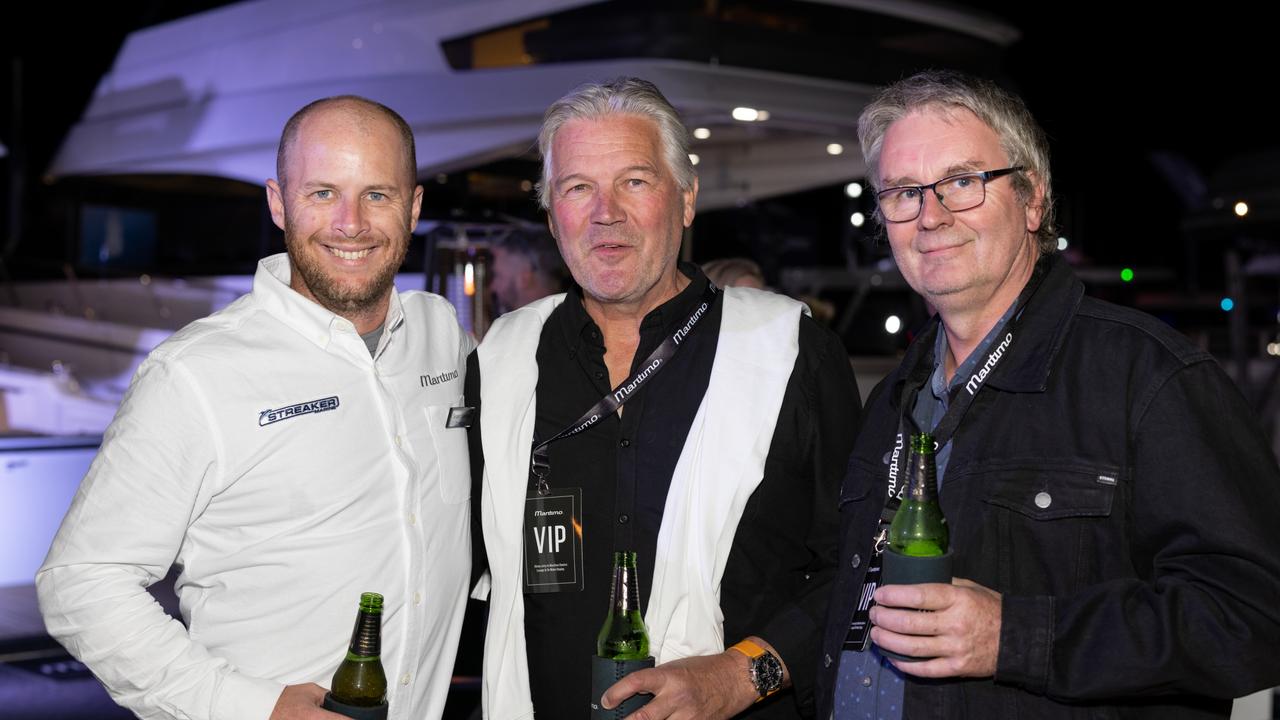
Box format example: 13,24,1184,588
284,219,409,317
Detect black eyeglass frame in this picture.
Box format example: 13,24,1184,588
875,166,1025,223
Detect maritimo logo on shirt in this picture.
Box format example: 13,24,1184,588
419,369,459,387
258,396,340,426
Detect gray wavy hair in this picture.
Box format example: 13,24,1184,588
536,77,696,209
858,70,1056,253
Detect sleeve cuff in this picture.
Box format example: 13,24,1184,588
759,604,821,714
212,672,287,720
996,594,1054,695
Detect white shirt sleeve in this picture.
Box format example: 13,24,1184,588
36,354,285,720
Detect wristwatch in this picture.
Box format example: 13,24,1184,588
729,639,784,701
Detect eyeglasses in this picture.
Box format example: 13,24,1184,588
876,167,1023,223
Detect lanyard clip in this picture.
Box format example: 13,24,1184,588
530,446,552,496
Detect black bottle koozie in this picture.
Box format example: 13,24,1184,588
590,655,655,719
880,547,952,587
321,692,389,720
878,548,953,662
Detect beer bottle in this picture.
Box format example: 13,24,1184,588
591,551,653,718
597,551,650,659
889,432,949,557
323,592,388,719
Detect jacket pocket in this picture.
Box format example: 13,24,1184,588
839,457,879,508
971,461,1123,594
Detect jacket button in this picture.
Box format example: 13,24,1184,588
851,554,861,569
823,653,832,668
1034,491,1052,509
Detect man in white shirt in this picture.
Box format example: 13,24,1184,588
37,96,473,720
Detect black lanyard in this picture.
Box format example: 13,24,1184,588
843,257,1049,652
885,255,1050,500
529,281,719,495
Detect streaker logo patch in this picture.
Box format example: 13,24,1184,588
420,369,460,387
965,331,1014,396
258,396,340,427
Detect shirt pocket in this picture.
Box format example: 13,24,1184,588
973,462,1122,595
425,398,470,504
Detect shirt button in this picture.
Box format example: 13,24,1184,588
594,370,604,380
619,438,630,448
394,435,403,447
618,513,630,524
408,513,417,526
851,554,861,569
1034,491,1052,509
861,676,873,687
400,673,411,686
414,591,422,605
823,653,832,668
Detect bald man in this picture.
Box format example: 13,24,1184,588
38,96,473,720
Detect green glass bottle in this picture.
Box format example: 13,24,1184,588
889,432,949,557
596,551,650,660
328,592,388,710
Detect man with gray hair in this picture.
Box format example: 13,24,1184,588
818,70,1280,718
466,77,861,719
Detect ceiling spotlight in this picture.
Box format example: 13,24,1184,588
850,212,866,227
884,315,902,334
689,153,700,166
1057,237,1069,251
732,107,760,122
693,127,711,140
1235,201,1249,217
845,182,863,198
827,143,844,156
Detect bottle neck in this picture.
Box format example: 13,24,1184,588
907,450,938,503
609,551,641,615
348,609,382,657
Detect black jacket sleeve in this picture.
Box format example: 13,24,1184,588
752,319,863,717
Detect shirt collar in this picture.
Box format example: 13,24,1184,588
982,253,1082,393
891,252,1084,408
930,294,1020,403
253,253,403,351
557,262,710,355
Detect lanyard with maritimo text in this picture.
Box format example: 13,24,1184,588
529,281,720,496
843,257,1049,651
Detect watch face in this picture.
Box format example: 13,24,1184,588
751,652,784,695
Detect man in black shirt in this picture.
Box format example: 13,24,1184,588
465,77,861,719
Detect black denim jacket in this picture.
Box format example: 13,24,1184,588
818,254,1280,719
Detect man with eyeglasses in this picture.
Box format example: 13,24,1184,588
818,70,1280,719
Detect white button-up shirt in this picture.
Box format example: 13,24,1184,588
37,254,473,720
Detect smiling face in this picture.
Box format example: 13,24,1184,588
545,114,696,313
879,107,1043,320
266,102,422,331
